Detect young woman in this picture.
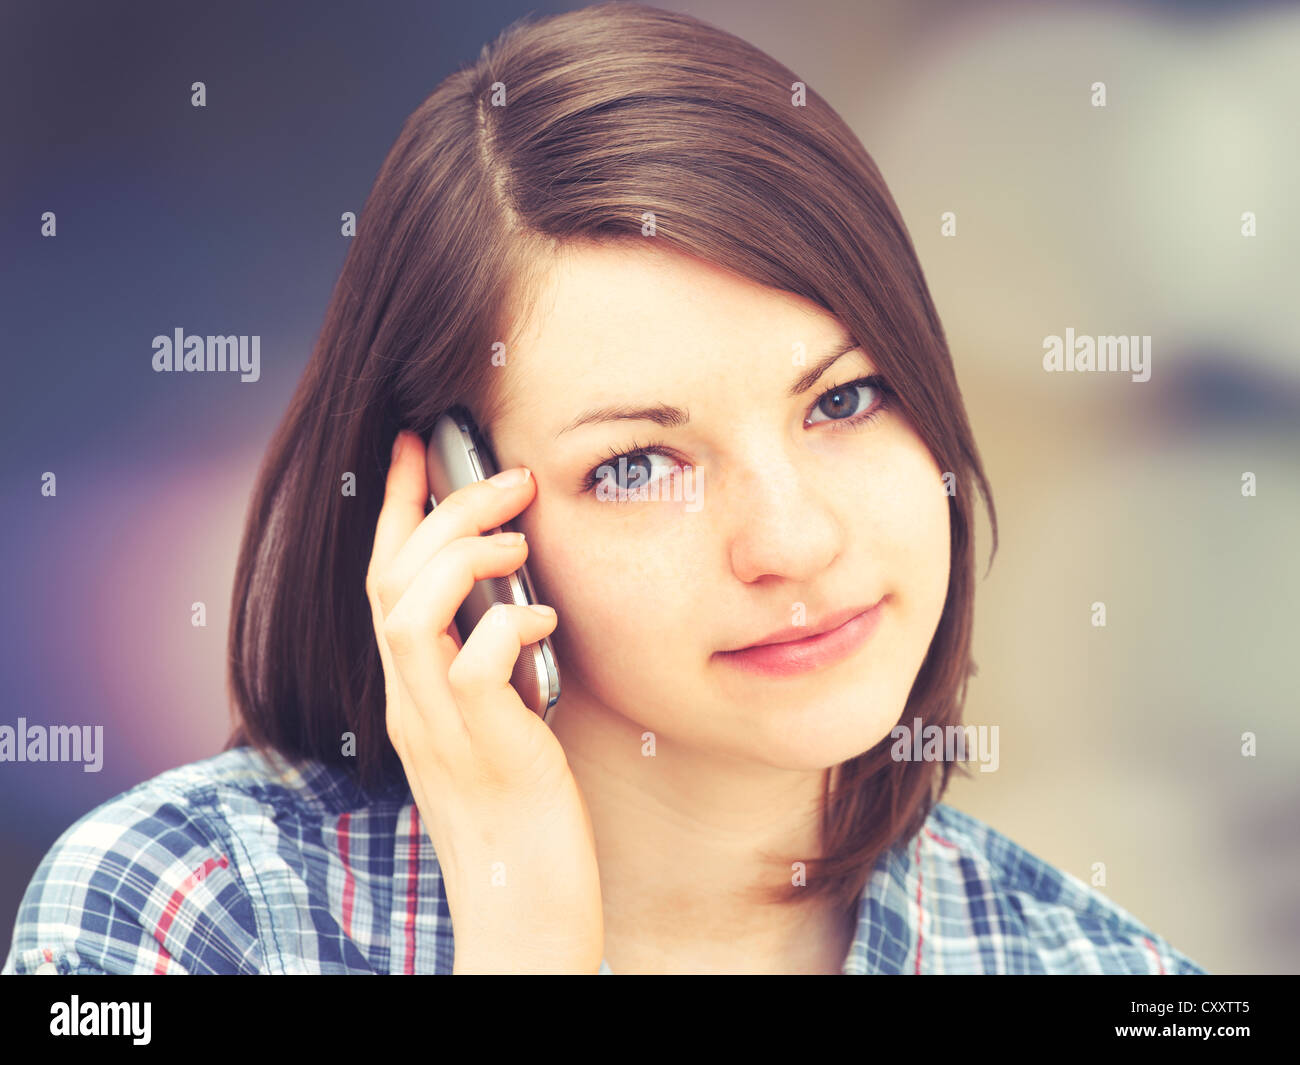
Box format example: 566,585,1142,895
4,3,1206,975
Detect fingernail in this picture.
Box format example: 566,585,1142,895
487,466,530,487
391,433,403,462
527,604,555,616
494,531,525,545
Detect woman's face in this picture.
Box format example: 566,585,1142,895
484,240,951,772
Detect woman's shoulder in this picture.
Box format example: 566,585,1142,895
918,802,1209,974
90,743,407,818
2,745,408,975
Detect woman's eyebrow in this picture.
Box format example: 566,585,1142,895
554,337,861,438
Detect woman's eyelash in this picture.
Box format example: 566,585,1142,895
579,375,895,496
809,374,895,432
579,437,670,494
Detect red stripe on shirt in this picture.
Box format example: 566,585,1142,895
1143,936,1166,974
914,832,925,975
152,941,175,975
152,855,229,973
925,827,959,850
338,812,355,938
405,805,419,974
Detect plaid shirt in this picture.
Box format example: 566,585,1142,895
3,745,1208,974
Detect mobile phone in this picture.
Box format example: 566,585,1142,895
425,405,561,722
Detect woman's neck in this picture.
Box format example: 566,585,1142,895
550,690,849,974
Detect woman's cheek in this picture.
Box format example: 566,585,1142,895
519,514,590,625
890,437,952,630
520,519,640,680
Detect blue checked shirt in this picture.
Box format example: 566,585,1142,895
3,745,1208,974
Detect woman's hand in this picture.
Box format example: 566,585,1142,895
366,430,603,974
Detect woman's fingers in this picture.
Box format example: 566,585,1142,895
366,431,429,758
366,427,561,766
366,431,428,608
381,532,531,731
447,602,559,779
375,438,536,623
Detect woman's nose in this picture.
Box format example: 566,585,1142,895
722,454,843,585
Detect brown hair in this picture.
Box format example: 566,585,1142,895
226,2,997,918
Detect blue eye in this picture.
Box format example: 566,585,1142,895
804,375,893,429
579,375,895,499
581,443,681,499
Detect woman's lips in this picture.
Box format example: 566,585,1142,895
715,600,885,677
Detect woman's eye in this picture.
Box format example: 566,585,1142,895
804,376,890,427
584,448,680,499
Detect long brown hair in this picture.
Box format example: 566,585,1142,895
226,2,997,917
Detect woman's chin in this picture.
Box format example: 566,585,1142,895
727,693,905,771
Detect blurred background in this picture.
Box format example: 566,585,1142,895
2,0,1296,973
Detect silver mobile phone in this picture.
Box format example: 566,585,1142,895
425,405,561,722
